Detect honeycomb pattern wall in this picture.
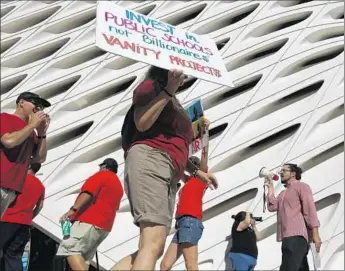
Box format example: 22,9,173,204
1,1,344,270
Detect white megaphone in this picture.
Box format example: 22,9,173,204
259,167,279,181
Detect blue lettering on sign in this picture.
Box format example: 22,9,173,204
125,10,175,35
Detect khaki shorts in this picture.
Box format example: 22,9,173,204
56,221,109,263
124,144,179,230
0,187,17,219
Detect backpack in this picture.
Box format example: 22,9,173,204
121,81,161,153
121,104,136,153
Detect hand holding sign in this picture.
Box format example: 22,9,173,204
166,69,185,95
203,118,210,130
201,117,210,147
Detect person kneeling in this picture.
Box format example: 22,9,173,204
228,211,261,271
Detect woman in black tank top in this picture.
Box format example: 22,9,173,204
228,211,262,271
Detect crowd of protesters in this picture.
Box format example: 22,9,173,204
0,67,321,271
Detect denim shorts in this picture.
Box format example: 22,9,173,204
228,252,257,271
171,216,204,245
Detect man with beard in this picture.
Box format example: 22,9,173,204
266,163,321,271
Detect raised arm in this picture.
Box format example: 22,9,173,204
134,90,172,132
200,118,210,172
32,116,50,163
1,112,45,149
266,178,279,212
134,70,184,132
251,220,262,241
185,153,218,190
32,137,47,163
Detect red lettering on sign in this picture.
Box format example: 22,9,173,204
169,55,221,78
191,139,202,153
102,33,161,59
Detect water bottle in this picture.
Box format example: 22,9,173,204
22,239,30,271
61,218,71,240
22,251,29,271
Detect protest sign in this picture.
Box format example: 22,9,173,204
185,99,209,155
95,1,234,87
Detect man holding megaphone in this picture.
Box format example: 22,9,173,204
259,167,279,181
264,163,321,271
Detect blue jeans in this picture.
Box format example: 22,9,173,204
228,252,257,271
171,216,204,245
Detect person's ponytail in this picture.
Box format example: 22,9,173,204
295,166,303,180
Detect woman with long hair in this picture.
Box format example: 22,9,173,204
228,211,261,271
111,67,218,271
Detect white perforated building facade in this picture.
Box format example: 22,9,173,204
1,1,344,270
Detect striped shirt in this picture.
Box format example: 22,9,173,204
267,179,320,242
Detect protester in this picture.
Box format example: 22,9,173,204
0,162,45,271
228,211,261,271
111,66,218,271
0,92,50,218
266,163,321,271
56,158,123,271
160,118,210,271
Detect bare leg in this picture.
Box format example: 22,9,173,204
160,242,182,271
181,243,199,271
130,222,167,271
111,251,138,271
111,228,144,270
67,254,89,271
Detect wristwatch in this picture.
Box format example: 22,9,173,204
163,88,173,97
192,168,199,177
70,206,77,212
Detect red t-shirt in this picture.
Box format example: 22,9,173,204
1,174,45,225
71,171,124,231
131,80,194,178
0,113,38,193
175,177,208,220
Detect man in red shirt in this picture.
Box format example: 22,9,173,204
1,92,50,218
161,119,210,271
0,162,45,271
266,163,321,271
56,158,124,271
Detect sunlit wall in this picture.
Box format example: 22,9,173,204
1,1,344,270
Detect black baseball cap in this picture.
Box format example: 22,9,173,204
16,92,51,108
29,162,41,174
99,158,118,173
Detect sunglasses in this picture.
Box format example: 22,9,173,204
26,100,44,112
